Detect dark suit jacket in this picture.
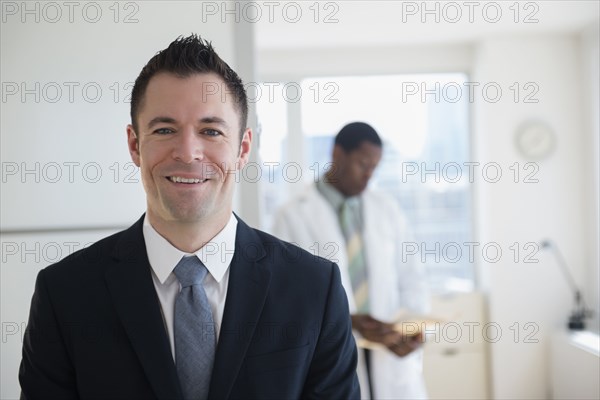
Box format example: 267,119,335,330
19,215,359,399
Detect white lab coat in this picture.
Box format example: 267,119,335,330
272,184,429,400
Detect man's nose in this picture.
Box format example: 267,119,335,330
172,129,204,163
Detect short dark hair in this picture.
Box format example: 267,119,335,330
130,34,248,136
334,122,382,152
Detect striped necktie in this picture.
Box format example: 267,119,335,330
339,199,369,313
173,255,216,400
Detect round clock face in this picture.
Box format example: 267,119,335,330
515,122,556,160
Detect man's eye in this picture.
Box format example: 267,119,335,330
203,129,222,137
154,128,174,135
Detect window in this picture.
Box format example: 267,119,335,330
255,83,288,230
257,74,474,293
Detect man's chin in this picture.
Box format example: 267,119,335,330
162,205,210,223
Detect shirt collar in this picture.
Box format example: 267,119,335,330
317,178,360,211
143,214,238,285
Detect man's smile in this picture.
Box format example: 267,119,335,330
167,176,208,184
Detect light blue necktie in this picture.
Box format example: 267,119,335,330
174,256,216,400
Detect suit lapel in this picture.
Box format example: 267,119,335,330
104,215,183,400
208,217,271,399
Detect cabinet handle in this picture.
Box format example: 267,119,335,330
443,348,459,356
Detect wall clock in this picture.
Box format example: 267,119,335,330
515,121,556,160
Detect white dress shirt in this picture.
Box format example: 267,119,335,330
142,214,237,360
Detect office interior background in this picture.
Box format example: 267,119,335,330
1,1,598,398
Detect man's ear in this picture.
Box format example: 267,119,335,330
332,144,344,163
127,125,141,167
328,145,345,183
236,128,252,169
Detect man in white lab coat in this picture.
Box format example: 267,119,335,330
273,122,429,399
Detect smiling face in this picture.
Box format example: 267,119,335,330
127,72,251,227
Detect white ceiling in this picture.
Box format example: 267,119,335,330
255,0,599,50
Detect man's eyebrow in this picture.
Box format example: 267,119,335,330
200,116,229,128
147,116,176,129
146,116,230,130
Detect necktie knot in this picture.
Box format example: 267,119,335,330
174,256,208,288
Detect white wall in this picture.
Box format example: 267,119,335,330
580,21,600,334
473,34,591,399
0,2,239,398
259,43,474,79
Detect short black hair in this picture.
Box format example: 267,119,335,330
334,122,382,152
130,34,248,137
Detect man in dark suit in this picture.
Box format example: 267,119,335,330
19,34,360,399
